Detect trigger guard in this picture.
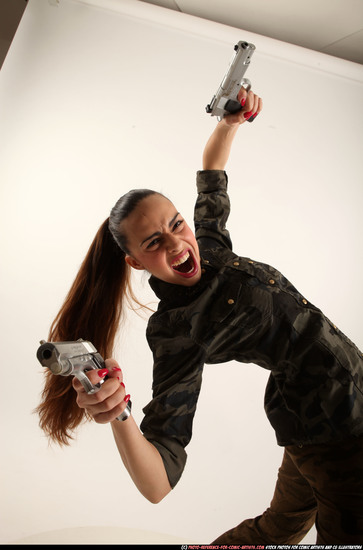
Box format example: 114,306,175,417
241,78,251,92
76,370,101,394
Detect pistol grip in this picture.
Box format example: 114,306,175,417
224,100,256,123
116,400,132,422
224,98,243,114
223,78,252,118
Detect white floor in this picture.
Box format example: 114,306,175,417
9,526,187,545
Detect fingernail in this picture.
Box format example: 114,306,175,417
112,366,121,372
247,112,258,123
240,97,246,107
97,368,109,378
124,394,130,403
243,111,253,119
120,382,125,388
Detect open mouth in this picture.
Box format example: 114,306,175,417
171,250,198,278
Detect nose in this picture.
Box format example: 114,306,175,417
165,233,182,254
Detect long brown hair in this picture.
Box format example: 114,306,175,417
36,189,160,445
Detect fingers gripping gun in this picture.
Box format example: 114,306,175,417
36,339,131,421
206,40,255,120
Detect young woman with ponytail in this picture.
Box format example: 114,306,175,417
36,88,363,543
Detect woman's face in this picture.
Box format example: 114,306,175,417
122,194,201,286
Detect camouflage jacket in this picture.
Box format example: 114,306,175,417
140,170,363,489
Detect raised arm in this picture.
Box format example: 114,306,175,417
203,89,263,170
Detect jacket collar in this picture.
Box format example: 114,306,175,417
148,264,215,308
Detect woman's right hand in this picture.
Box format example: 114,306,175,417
72,358,131,424
73,359,171,503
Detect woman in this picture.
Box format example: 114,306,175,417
37,88,363,543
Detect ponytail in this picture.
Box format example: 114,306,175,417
36,188,161,445
36,218,131,445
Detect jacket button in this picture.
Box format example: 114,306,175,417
233,261,239,266
302,299,308,305
228,299,235,305
269,279,275,285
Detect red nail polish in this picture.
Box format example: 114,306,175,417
112,366,121,372
243,111,253,119
240,97,246,107
124,394,130,403
97,368,109,378
121,382,125,388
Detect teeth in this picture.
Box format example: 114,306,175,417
172,251,190,267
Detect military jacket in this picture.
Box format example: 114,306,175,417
140,170,363,489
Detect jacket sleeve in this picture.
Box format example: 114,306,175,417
194,170,233,251
140,320,206,489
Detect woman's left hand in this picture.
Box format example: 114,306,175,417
202,87,263,170
222,88,263,126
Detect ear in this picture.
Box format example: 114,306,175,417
125,254,145,271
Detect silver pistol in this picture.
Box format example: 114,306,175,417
206,40,255,120
36,339,131,421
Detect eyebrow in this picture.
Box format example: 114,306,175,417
140,212,180,247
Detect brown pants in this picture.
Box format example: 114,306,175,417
212,436,363,544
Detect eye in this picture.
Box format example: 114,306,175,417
173,219,184,232
146,238,160,250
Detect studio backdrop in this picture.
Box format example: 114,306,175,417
0,0,362,544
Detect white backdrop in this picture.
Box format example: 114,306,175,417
0,0,362,544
